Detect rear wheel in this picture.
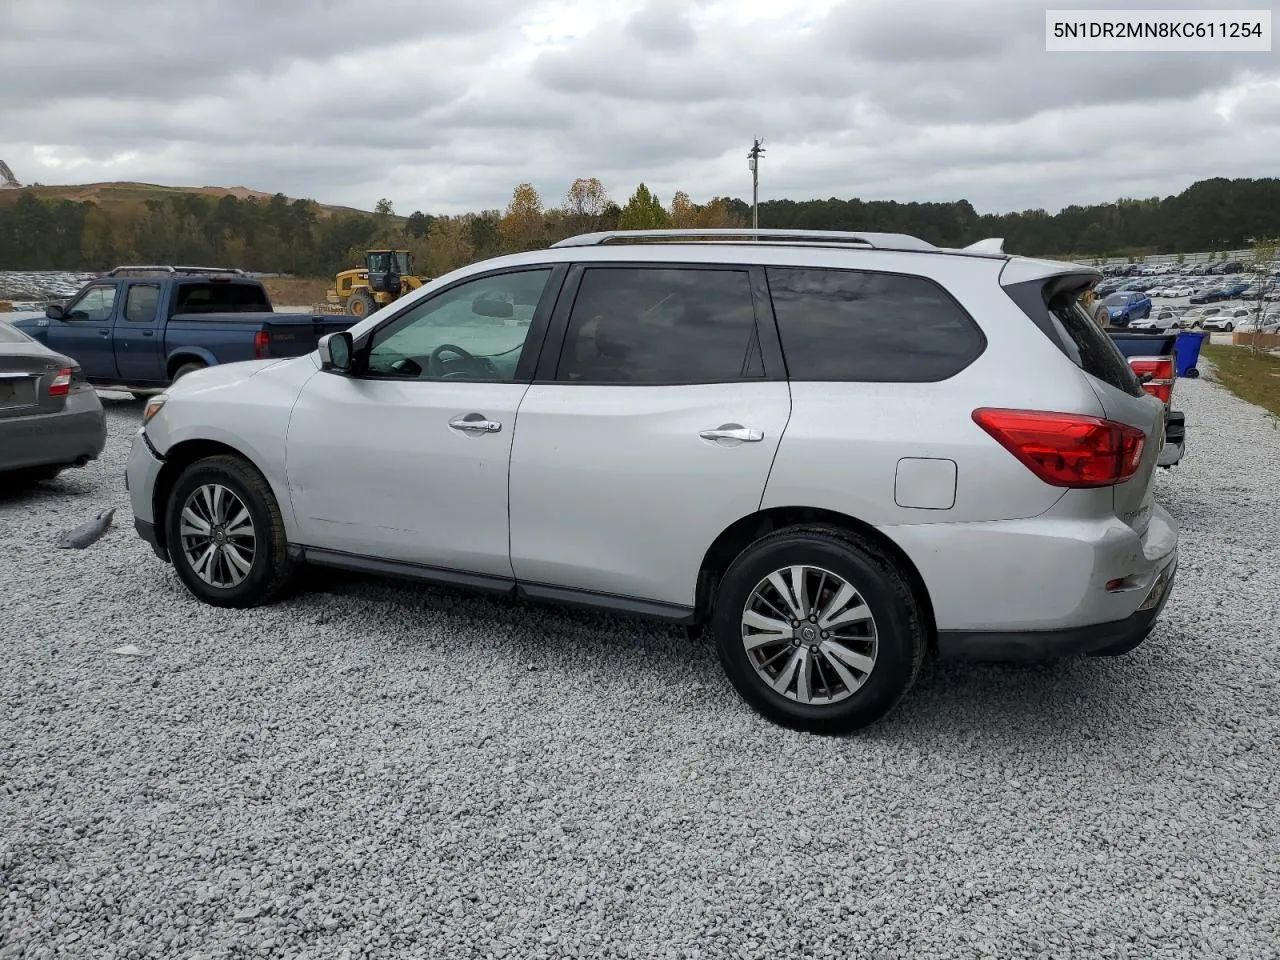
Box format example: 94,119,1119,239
165,454,295,608
346,291,376,318
711,527,926,734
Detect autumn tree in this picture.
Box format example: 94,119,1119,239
421,216,475,278
500,183,545,252
563,177,611,234
670,190,697,228
1244,238,1277,353
617,183,670,231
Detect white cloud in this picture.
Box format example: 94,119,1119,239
0,0,1275,215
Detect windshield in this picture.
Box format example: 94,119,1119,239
1103,294,1130,306
367,252,411,275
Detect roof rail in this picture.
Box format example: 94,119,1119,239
104,265,247,277
550,228,939,252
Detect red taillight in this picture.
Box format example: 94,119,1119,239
1128,356,1175,405
972,408,1146,488
48,366,73,397
253,330,269,359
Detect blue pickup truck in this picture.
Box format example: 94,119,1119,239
10,266,354,396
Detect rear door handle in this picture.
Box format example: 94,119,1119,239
699,425,764,443
449,414,502,434
98,329,110,337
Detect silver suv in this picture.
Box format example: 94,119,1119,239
126,229,1179,733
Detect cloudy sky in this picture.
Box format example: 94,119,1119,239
2,0,1277,216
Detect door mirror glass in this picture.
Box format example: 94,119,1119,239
319,332,354,373
45,304,64,320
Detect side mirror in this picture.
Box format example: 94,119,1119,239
45,304,65,320
318,332,354,373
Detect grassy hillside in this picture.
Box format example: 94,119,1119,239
0,181,377,219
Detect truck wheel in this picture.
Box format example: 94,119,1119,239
710,526,926,734
171,362,205,383
346,291,376,318
164,454,296,608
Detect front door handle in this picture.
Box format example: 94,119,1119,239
449,414,502,434
699,424,764,443
98,329,110,337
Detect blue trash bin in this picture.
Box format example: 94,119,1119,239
1174,331,1209,379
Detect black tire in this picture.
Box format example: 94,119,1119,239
164,454,295,608
711,526,926,734
346,291,376,318
1224,323,1233,332
171,361,205,383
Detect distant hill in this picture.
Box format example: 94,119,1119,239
0,181,376,219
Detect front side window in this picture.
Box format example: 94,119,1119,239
65,285,117,322
766,267,985,382
364,269,551,381
555,267,762,384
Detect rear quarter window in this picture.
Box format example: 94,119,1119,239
173,282,272,314
765,267,985,382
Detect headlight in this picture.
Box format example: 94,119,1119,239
142,394,168,425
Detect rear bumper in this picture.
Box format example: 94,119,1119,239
1158,410,1184,468
938,556,1176,662
885,500,1179,634
0,387,106,472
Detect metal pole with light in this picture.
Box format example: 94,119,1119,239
747,138,765,232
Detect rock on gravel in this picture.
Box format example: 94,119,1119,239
1,381,1278,959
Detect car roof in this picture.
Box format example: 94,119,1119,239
474,229,1100,287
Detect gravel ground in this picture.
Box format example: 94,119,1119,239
2,375,1278,960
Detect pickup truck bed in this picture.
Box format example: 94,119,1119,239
11,274,355,391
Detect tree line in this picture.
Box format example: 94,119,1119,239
1,176,1276,277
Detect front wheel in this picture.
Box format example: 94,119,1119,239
346,291,376,318
1224,323,1234,332
711,527,926,734
165,454,295,608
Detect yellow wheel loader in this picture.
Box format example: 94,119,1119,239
328,250,425,318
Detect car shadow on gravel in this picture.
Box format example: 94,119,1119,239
0,473,100,505
299,566,1166,742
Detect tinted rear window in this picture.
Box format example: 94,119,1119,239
173,282,271,314
1048,295,1143,397
765,267,985,382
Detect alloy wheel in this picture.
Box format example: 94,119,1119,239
741,565,879,705
178,483,257,588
